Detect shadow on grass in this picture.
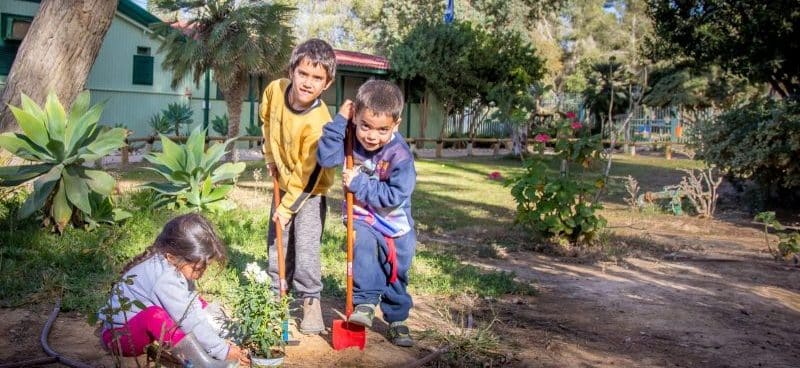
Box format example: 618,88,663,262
413,190,515,233
417,156,525,178
411,250,535,297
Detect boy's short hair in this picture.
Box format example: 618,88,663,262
354,79,404,122
289,38,336,81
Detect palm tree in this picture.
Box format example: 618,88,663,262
151,0,294,160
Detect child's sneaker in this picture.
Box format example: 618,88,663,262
387,321,414,347
347,304,375,328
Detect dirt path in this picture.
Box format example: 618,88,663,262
2,212,800,367
456,213,800,367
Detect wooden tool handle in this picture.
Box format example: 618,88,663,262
273,176,286,298
345,124,355,317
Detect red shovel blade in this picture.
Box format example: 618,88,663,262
332,319,366,350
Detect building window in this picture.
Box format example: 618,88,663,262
132,54,154,85
1,14,33,42
137,46,151,56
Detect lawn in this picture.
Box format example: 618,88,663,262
0,154,700,315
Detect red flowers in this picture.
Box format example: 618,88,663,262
571,121,583,130
488,171,503,181
534,133,551,143
565,111,577,119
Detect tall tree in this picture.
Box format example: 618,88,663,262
152,0,294,160
648,0,800,97
391,21,483,144
0,0,118,133
287,0,382,53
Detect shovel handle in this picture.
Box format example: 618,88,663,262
345,124,355,317
273,176,287,298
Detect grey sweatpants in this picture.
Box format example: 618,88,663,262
267,193,326,299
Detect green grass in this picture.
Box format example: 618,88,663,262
0,154,696,315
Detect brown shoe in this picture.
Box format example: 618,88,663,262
299,297,324,334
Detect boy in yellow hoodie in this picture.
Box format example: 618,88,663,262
260,39,336,334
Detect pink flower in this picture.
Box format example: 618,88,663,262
566,111,577,119
534,133,551,143
571,121,582,130
488,171,503,180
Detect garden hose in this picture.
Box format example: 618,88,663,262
0,297,93,368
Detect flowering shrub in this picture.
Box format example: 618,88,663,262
507,113,607,242
226,262,289,358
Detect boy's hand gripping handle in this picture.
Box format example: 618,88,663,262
345,124,355,318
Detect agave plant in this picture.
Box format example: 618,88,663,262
245,123,262,148
211,114,229,136
141,127,245,211
162,102,193,137
148,112,172,135
0,91,130,231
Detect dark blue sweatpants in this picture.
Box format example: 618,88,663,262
352,222,416,323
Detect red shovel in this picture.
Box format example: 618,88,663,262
332,124,366,350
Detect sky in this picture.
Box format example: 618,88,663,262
132,0,147,9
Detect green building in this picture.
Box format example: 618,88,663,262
0,0,445,141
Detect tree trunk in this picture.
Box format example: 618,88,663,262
220,73,247,162
511,123,528,159
417,91,428,149
0,0,118,133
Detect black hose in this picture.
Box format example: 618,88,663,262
0,298,94,368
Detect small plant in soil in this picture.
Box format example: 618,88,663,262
624,175,640,210
226,262,289,360
755,211,800,263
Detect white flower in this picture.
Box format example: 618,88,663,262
243,262,270,284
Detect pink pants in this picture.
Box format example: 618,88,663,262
101,299,208,356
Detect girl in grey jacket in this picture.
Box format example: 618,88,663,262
98,213,249,367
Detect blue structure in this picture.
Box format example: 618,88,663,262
444,0,455,24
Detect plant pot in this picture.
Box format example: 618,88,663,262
251,354,284,367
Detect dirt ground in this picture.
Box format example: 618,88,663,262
2,202,800,367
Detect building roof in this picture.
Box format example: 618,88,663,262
19,0,161,29
118,0,161,28
334,49,390,72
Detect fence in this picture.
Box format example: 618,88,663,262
441,95,584,139
610,106,681,143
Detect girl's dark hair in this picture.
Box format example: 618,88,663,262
119,213,227,275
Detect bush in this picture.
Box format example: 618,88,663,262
698,98,800,190
507,113,607,242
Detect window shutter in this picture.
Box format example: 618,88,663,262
0,45,18,75
132,55,154,85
